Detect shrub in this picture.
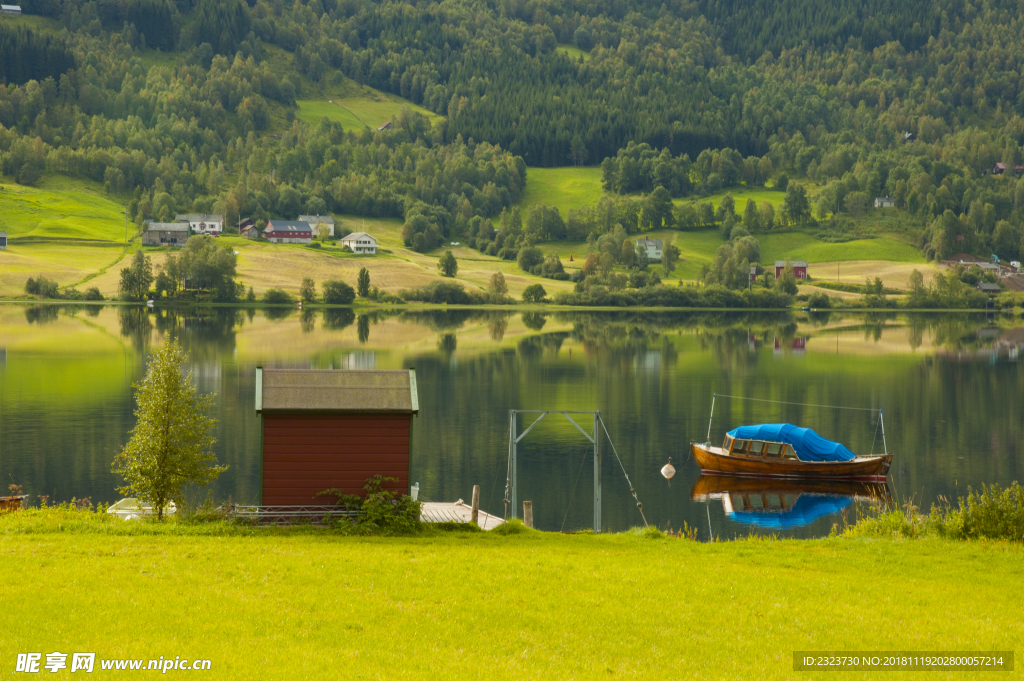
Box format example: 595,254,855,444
25,275,60,299
322,280,355,305
261,288,294,305
84,287,104,301
517,245,544,272
807,291,831,308
299,277,317,303
400,280,486,305
320,476,422,535
521,283,547,303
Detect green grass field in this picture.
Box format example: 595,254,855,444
556,43,591,61
518,166,604,215
2,511,1022,679
0,177,128,241
295,84,442,132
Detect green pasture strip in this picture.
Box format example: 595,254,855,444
0,179,127,241
1,518,1021,679
518,166,604,215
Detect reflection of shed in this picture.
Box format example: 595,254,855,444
255,369,418,504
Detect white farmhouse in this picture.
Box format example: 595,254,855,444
175,213,223,236
340,232,378,254
636,237,663,262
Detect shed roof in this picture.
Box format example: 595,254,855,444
147,222,189,232
298,214,335,224
636,237,662,247
256,368,419,413
0,231,7,237
978,282,1001,292
775,260,808,267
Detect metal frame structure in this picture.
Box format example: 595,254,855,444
226,505,358,524
507,410,604,533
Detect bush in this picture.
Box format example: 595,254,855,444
261,288,294,305
521,283,547,303
807,291,831,308
84,287,104,301
400,280,487,305
320,476,422,536
25,275,60,299
322,280,355,305
517,245,544,272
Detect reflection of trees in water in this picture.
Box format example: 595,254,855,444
151,308,241,360
437,333,457,355
401,309,485,332
24,305,59,325
521,312,547,330
264,307,293,321
357,315,370,343
83,305,101,318
488,316,508,341
323,308,355,330
118,306,152,351
517,332,567,360
245,308,256,323
300,309,316,334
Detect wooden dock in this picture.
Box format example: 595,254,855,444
420,500,505,530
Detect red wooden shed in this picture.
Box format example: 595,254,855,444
255,368,419,505
774,260,808,280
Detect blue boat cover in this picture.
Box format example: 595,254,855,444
728,495,853,529
726,423,856,462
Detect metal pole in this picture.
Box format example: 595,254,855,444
593,413,601,533
706,393,716,442
879,410,888,453
511,410,518,519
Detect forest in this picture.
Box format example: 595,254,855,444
5,0,1024,265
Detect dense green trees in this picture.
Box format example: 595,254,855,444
8,0,1024,262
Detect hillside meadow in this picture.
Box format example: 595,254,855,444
0,513,1021,679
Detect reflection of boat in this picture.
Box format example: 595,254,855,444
691,475,892,529
691,423,893,482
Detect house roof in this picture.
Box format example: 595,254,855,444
377,121,392,131
146,222,189,232
265,221,312,232
341,231,377,242
775,261,809,267
978,282,1001,292
256,368,419,414
175,213,223,222
875,196,894,201
1,5,22,9
298,214,335,224
636,238,662,247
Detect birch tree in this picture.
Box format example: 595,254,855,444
112,340,226,519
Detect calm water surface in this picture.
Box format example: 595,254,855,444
1,303,1021,538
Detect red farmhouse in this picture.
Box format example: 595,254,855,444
774,260,808,280
264,220,313,244
255,368,419,504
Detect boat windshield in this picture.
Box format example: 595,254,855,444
723,437,796,459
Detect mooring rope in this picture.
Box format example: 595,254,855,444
713,393,881,412
599,416,649,528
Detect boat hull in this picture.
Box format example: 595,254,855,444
691,443,892,482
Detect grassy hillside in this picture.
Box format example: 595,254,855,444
295,78,442,132
517,166,604,215
2,514,1022,679
0,178,128,241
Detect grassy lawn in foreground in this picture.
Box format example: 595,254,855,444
0,520,1021,679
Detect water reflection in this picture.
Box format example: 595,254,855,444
691,475,893,529
0,304,1021,536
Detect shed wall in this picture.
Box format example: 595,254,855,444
261,413,410,504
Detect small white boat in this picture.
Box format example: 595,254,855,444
106,498,177,520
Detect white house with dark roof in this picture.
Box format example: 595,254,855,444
175,213,223,236
340,232,378,254
298,214,335,237
636,237,662,261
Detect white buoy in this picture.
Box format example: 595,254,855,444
661,457,676,480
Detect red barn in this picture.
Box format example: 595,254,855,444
775,260,808,280
255,368,419,504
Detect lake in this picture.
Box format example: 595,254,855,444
1,303,1021,538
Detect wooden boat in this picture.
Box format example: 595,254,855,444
0,494,28,513
691,428,893,482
